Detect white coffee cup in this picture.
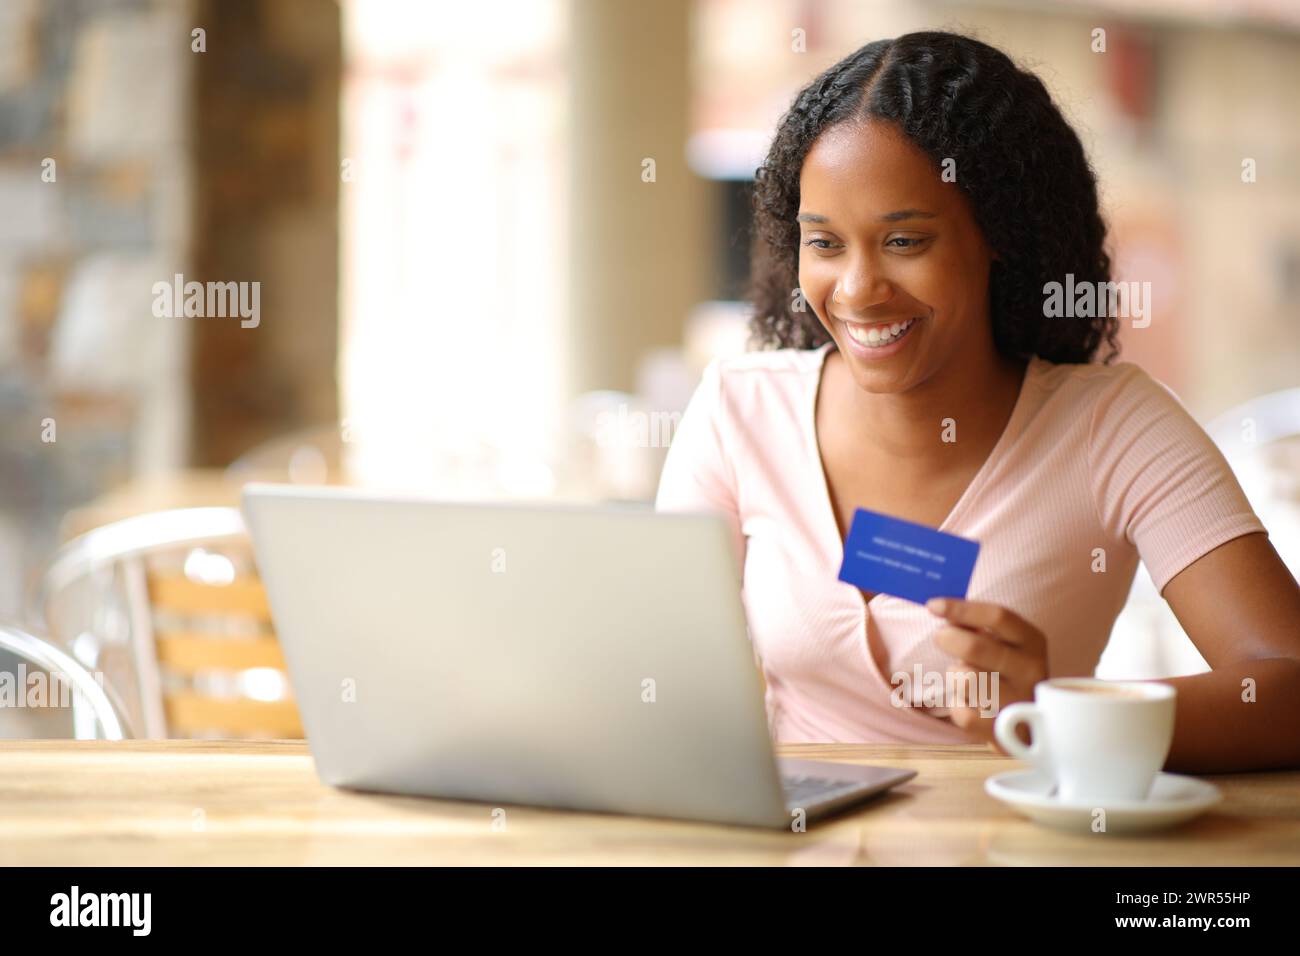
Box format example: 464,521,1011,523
994,678,1176,802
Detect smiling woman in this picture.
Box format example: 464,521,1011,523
655,31,1300,772
748,31,1114,364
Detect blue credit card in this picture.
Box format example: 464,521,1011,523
837,508,980,605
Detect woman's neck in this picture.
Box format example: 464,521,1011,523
827,346,1028,472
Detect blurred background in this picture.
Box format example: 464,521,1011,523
0,0,1297,737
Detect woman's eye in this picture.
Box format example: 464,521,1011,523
802,238,837,250
886,236,927,249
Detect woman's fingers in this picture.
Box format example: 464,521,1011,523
929,598,1049,680
943,671,997,739
935,625,1016,679
927,599,1050,735
927,597,1046,652
934,626,1048,691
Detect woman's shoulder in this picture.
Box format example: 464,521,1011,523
1032,353,1150,389
690,344,829,435
1031,355,1185,422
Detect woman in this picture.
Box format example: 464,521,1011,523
655,31,1300,772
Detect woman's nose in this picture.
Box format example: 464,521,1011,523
832,265,893,314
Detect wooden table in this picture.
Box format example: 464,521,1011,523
1,741,1296,865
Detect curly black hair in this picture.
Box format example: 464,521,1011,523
747,31,1119,365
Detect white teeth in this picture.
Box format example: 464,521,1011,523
845,317,916,348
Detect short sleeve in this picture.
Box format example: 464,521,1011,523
654,358,745,573
1088,365,1268,595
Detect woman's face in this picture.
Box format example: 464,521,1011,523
797,118,997,393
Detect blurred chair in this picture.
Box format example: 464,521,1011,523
1205,386,1300,583
39,507,302,740
1204,387,1300,453
226,424,346,486
0,622,126,740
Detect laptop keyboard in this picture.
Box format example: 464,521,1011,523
781,774,864,809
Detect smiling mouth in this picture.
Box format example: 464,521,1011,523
840,316,920,348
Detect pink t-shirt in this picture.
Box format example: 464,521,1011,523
654,341,1268,743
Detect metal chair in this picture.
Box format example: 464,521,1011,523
39,507,303,740
0,622,126,740
1204,386,1300,453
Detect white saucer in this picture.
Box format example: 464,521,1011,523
985,770,1222,834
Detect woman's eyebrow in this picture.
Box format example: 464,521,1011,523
878,208,937,222
795,209,937,224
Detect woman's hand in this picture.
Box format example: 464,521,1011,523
925,597,1050,750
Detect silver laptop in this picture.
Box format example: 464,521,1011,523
242,484,915,829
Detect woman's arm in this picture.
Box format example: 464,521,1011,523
1151,531,1300,773
1084,366,1300,772
939,365,1300,770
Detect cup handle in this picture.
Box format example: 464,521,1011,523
994,702,1047,767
